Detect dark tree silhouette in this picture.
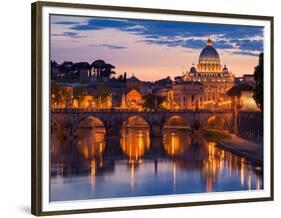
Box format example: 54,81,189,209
117,74,123,81
102,63,115,78
123,72,127,81
71,62,90,71
91,59,106,78
94,85,111,102
73,85,87,103
143,94,165,109
227,83,255,98
253,53,263,111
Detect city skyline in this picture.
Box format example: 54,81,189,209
49,13,265,204
51,15,263,81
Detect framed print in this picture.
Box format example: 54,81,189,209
31,1,274,216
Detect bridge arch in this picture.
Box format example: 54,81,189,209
163,114,192,130
51,118,61,134
121,115,151,129
72,115,107,135
201,114,232,131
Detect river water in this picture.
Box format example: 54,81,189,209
50,126,263,202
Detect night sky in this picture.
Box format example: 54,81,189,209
51,15,264,81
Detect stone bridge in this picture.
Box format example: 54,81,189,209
51,109,236,137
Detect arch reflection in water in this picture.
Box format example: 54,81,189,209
51,120,61,157
51,120,71,161
76,116,106,159
163,115,191,156
120,116,150,160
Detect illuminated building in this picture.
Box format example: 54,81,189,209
172,81,205,109
182,37,235,109
239,91,259,111
125,89,143,109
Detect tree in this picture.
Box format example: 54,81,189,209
73,85,87,105
94,85,111,103
123,72,127,81
51,81,72,108
51,81,61,106
62,88,72,108
253,53,263,111
227,83,255,98
91,59,106,78
143,94,165,109
102,64,115,78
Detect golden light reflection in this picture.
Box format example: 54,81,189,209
200,141,263,192
130,161,135,189
206,176,213,192
121,128,150,159
163,130,191,157
120,116,150,160
77,117,106,159
90,159,96,191
202,142,227,191
248,174,252,190
240,158,245,186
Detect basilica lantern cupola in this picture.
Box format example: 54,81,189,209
222,64,229,74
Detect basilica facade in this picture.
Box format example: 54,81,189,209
173,37,235,110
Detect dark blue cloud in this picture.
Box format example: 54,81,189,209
230,39,263,51
184,39,205,49
214,40,235,49
138,38,235,50
57,16,264,54
53,21,81,25
71,18,135,31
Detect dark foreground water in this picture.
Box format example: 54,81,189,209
50,127,263,202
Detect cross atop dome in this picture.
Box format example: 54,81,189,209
207,36,212,46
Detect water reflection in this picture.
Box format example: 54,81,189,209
163,115,193,157
50,122,263,202
120,116,150,160
163,129,191,157
77,127,105,159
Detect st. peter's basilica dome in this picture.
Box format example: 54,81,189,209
198,37,220,65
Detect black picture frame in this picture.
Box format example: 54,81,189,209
31,1,274,216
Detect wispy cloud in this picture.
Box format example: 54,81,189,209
230,39,263,51
51,31,87,39
229,50,259,56
89,44,127,49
